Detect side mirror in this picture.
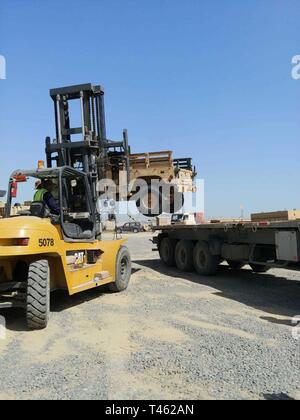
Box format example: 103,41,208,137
0,190,6,198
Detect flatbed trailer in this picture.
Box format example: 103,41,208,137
153,220,300,274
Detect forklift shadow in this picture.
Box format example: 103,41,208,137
1,289,108,333
51,267,141,313
1,308,27,332
134,259,300,321
51,288,106,312
2,268,141,332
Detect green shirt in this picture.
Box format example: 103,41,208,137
33,188,48,202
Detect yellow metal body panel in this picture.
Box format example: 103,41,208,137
0,216,125,296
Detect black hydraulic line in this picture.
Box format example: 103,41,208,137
98,92,107,143
53,101,59,142
123,129,130,186
91,96,96,137
96,94,107,150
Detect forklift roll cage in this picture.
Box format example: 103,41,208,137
6,167,96,241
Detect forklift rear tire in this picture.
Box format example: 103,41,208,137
26,260,50,330
159,237,176,267
250,264,270,273
193,241,219,276
108,247,132,292
175,240,194,272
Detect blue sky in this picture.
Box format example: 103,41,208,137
0,0,299,218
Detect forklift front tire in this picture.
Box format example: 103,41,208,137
26,260,50,330
108,247,132,292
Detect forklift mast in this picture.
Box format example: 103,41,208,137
45,83,130,204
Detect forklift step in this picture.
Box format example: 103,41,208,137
94,271,110,280
71,271,112,292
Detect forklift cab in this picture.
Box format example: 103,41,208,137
6,167,96,241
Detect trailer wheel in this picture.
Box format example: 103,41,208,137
159,237,176,267
108,246,132,292
26,260,50,330
250,264,270,273
193,241,219,276
175,240,194,272
227,260,245,270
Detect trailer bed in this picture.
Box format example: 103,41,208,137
153,220,300,274
154,220,300,230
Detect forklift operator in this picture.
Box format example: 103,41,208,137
34,179,60,215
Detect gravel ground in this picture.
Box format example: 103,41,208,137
0,232,299,400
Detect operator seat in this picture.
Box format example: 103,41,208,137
63,222,93,240
30,202,49,218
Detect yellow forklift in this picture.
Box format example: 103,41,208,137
0,84,131,329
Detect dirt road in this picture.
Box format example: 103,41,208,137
0,232,299,400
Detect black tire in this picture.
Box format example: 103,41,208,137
133,229,138,234
159,237,176,267
108,246,132,292
175,240,194,272
26,260,50,330
250,264,270,273
227,260,245,270
116,228,122,234
193,241,219,276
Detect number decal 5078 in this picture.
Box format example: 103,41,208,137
39,238,55,247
